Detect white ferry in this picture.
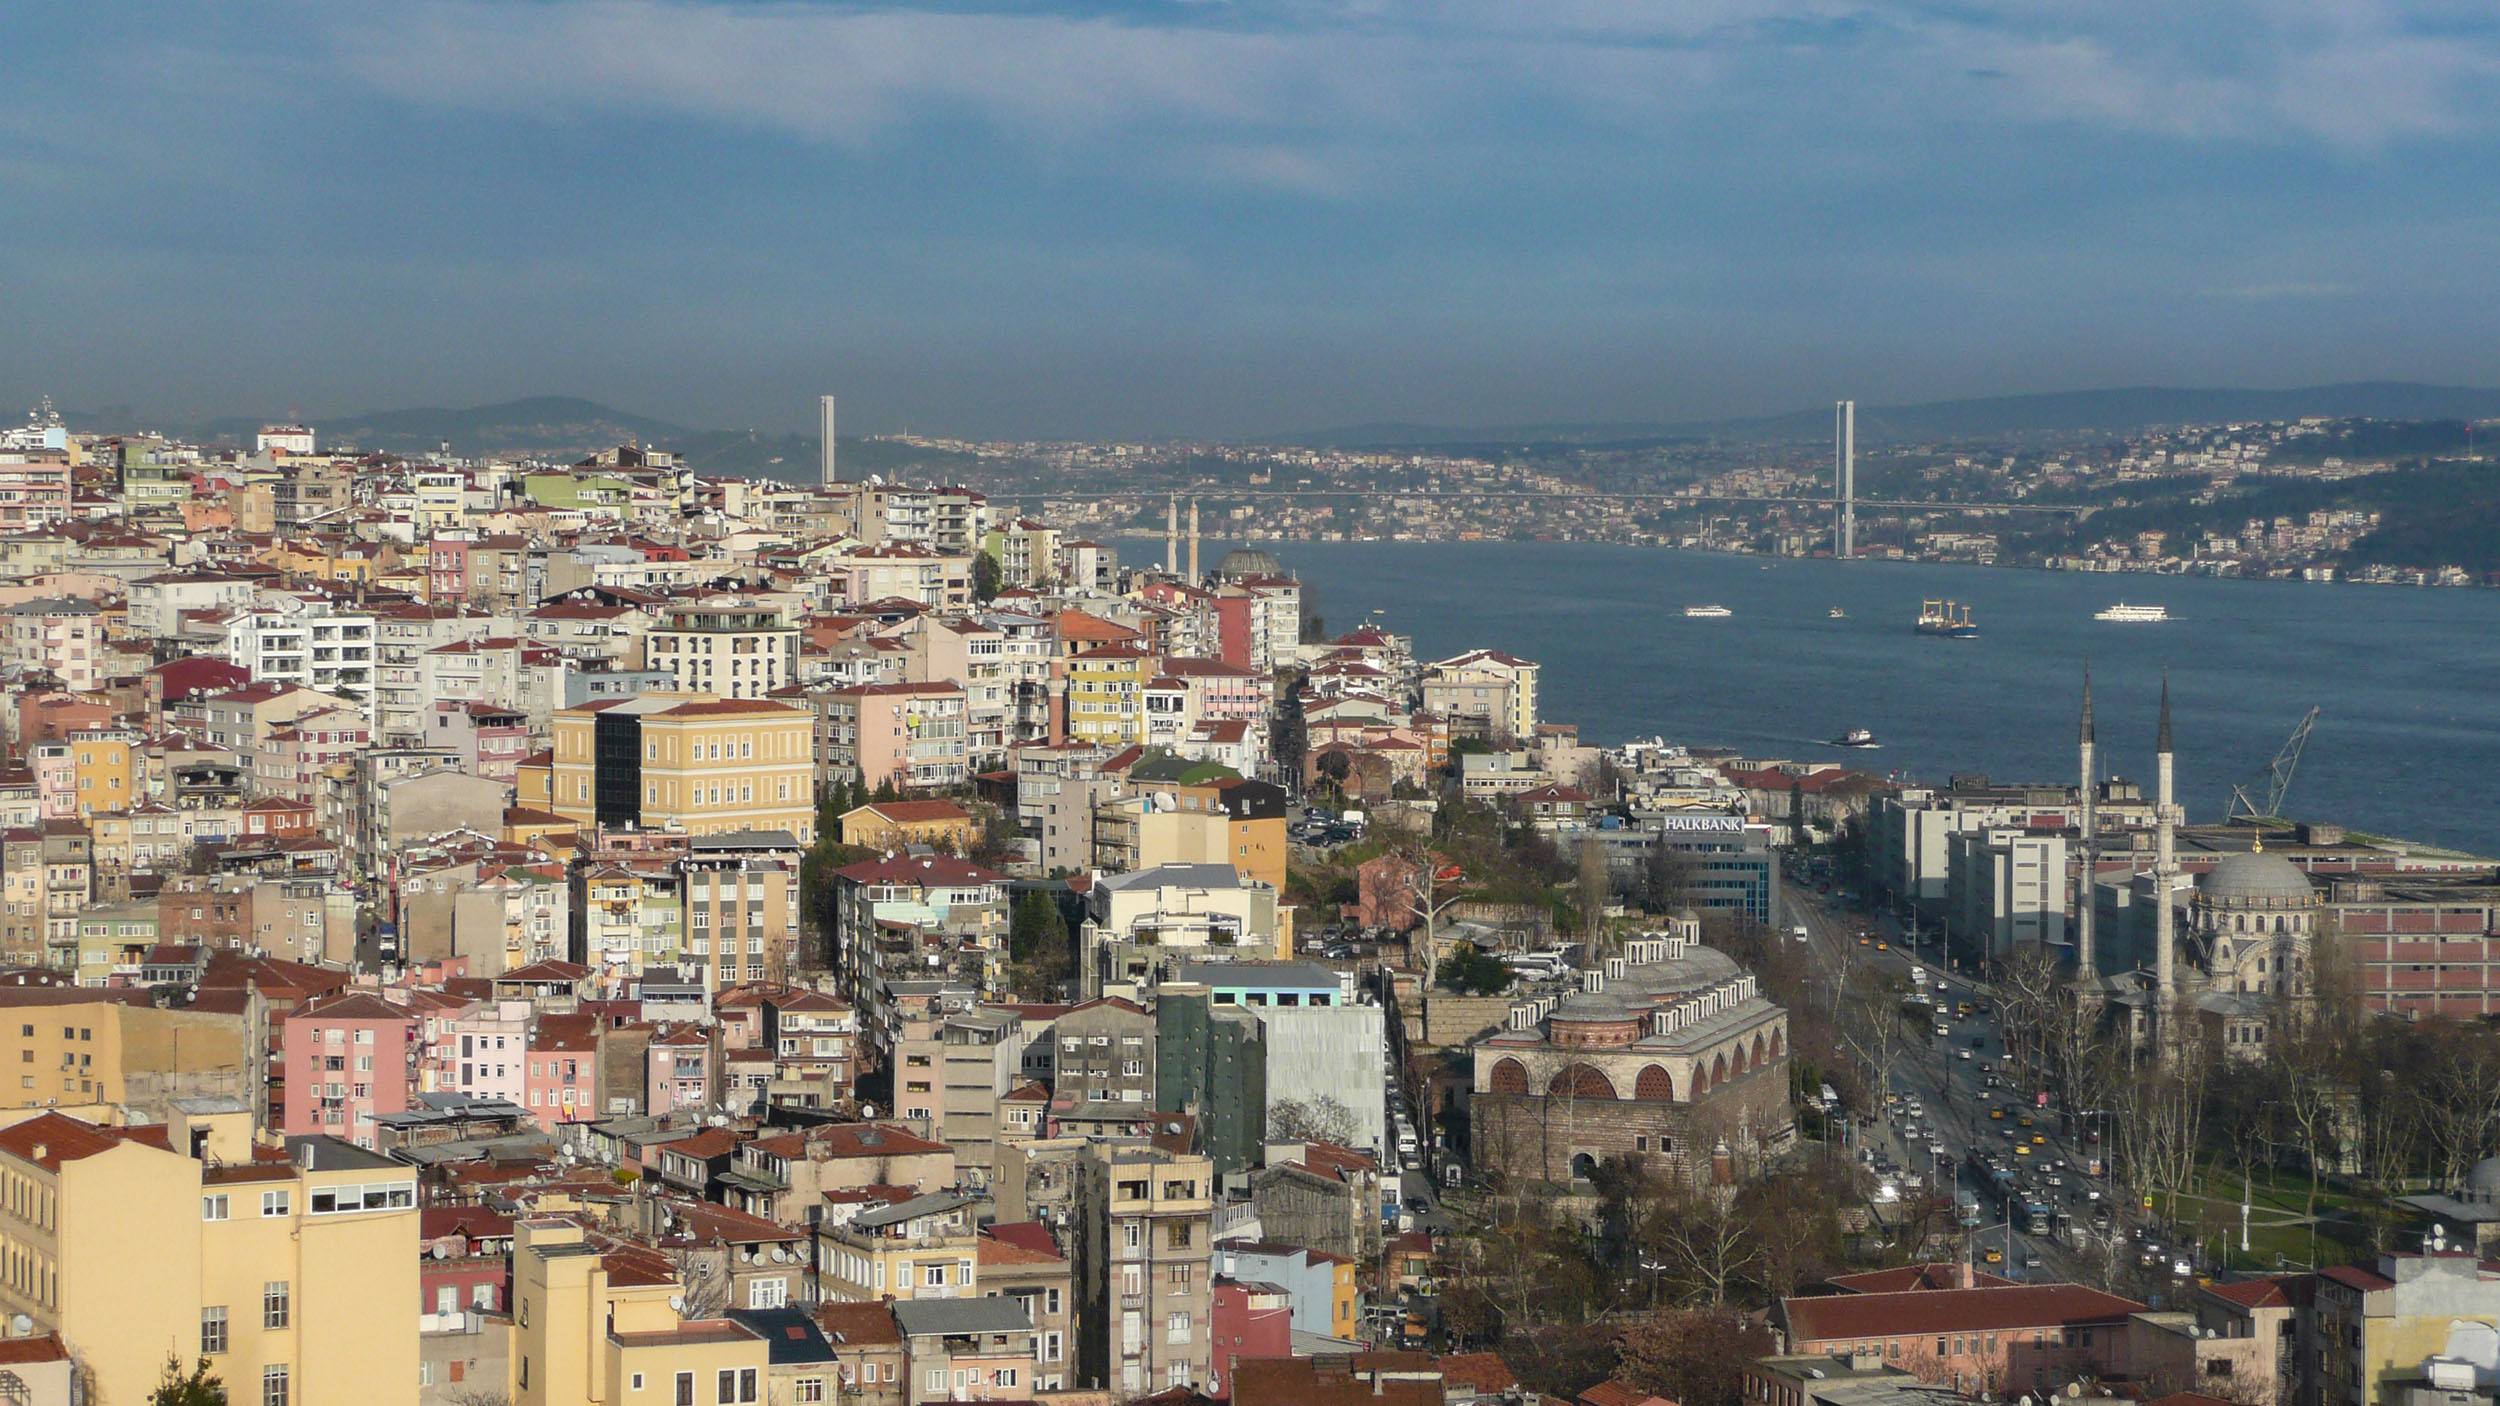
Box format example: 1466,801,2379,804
1683,604,1734,619
2093,603,2170,623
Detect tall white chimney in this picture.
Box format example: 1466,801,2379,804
818,395,838,488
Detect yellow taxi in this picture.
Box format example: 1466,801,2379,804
2017,1115,2035,1128
1983,1247,2004,1263
1875,941,1889,952
2013,1143,2032,1157
1858,936,1871,947
2032,1134,2049,1146
1989,1108,2006,1121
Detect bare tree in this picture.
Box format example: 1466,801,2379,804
1269,1094,1361,1147
1638,1183,1761,1307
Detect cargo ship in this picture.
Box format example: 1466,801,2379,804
1916,599,1979,639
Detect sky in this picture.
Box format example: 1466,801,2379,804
4,0,2498,440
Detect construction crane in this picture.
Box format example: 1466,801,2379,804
2228,706,2320,824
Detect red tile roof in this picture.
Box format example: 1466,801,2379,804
1781,1283,2145,1342
0,1112,173,1171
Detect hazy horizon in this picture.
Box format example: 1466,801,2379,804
9,2,2499,440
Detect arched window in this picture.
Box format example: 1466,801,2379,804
1712,1052,1728,1085
1634,1065,1675,1101
1548,1064,1618,1100
1690,1064,1710,1097
1487,1058,1528,1095
1752,1033,1768,1068
1730,1046,1748,1077
1770,1029,1785,1058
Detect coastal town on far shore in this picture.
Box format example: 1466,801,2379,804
0,401,2497,1406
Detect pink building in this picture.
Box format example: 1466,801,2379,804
523,1011,600,1130
1209,1278,1293,1400
27,743,74,819
426,700,531,783
646,1024,714,1118
281,991,417,1149
447,998,534,1106
259,711,371,802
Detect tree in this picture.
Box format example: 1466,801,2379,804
1437,941,1511,996
1628,840,1695,917
1614,1309,1775,1406
1007,890,1073,998
1269,1094,1360,1146
1576,836,1610,945
151,1357,226,1406
971,549,1004,603
1315,748,1352,802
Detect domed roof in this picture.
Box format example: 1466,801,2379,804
1215,546,1284,580
2200,847,2316,907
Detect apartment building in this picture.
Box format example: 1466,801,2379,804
1061,644,1156,748
2,598,102,691
647,597,799,701
0,1110,419,1406
1422,649,1540,744
511,1218,769,1406
551,695,816,841
281,991,418,1148
813,682,970,794
816,1191,985,1304
1071,1144,1214,1397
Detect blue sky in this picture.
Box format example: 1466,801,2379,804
4,0,2497,438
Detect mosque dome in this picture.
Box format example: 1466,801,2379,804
2200,847,2316,908
1215,546,1284,580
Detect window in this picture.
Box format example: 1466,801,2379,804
748,1278,787,1309
1167,1311,1192,1344
262,1365,289,1406
676,1373,695,1406
264,1281,290,1329
794,1382,825,1404
201,1306,228,1354
924,1264,946,1287
202,1194,230,1221
261,1189,290,1217
718,1367,758,1403
631,1374,646,1392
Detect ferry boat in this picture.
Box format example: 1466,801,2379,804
1831,728,1877,748
1683,604,1734,619
1915,599,1979,639
1828,607,1847,619
2093,602,2170,623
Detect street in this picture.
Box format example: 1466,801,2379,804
1780,881,2164,1290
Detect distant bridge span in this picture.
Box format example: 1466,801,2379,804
1057,487,2091,515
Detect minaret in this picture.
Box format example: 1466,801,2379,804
2076,662,2096,975
1165,495,1179,575
2153,671,2178,1047
1188,498,1201,581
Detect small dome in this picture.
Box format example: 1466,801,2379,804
1214,546,1284,580
2200,849,2316,907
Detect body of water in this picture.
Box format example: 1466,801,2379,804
1146,539,2500,854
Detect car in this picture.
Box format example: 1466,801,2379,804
1857,935,1871,947
2032,1134,2048,1146
1983,1247,2003,1264
1990,1108,2006,1121
1933,1024,1949,1038
2014,1144,2032,1158
2017,1115,2035,1128
2024,1253,2042,1269
2172,1258,2194,1278
1875,941,1890,952
1958,1049,1973,1061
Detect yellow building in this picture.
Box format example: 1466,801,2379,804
1061,644,1155,746
1094,775,1289,895
0,1109,419,1406
814,1192,985,1304
550,694,815,841
2317,1252,2500,1406
512,1218,769,1406
65,726,139,821
837,799,979,853
0,989,258,1115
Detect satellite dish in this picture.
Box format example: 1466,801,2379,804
668,1296,685,1312
770,1246,790,1264
5,1314,27,1337
430,1243,451,1260
861,1103,878,1119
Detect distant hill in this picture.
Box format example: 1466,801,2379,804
185,395,980,482
1282,382,2500,448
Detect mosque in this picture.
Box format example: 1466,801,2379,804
2071,671,2325,1058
